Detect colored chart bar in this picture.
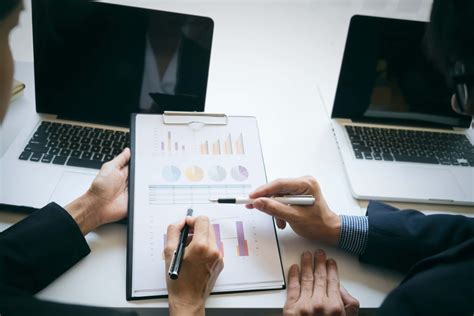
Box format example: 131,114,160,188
235,133,245,155
213,224,225,257
200,141,209,155
212,140,221,155
224,134,233,155
236,221,249,256
168,131,172,152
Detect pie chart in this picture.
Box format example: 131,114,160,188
208,165,227,182
162,165,181,182
185,165,205,182
231,165,249,182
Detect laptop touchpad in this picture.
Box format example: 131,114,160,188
49,172,96,208
399,166,465,200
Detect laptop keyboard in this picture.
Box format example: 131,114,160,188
19,121,130,170
346,125,474,166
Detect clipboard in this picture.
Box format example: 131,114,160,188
126,112,286,300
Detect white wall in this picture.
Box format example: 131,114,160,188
10,0,433,62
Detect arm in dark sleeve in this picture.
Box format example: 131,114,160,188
0,202,90,294
360,201,474,273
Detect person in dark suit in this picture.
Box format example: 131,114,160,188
0,1,223,315
248,1,474,315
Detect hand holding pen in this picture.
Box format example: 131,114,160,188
245,177,342,246
210,195,315,206
164,215,224,315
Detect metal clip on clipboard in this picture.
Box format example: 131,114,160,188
163,111,228,130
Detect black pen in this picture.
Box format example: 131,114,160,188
168,208,193,280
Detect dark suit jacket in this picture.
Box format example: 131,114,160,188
361,201,474,316
0,203,136,316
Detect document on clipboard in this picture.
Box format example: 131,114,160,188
127,112,286,300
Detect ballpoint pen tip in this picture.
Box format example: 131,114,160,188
208,198,217,202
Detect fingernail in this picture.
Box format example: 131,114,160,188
303,251,311,258
315,249,325,256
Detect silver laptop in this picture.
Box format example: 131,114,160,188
0,1,214,209
331,15,474,206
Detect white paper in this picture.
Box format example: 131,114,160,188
131,114,285,298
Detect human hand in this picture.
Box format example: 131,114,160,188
284,250,359,316
247,176,341,245
65,148,131,235
165,216,224,316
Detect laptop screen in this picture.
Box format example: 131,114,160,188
32,0,214,127
332,15,472,128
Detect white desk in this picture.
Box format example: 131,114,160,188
2,0,473,310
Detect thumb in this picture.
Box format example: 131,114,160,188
109,148,131,169
340,286,360,316
253,198,296,222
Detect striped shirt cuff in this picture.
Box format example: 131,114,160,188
337,215,369,255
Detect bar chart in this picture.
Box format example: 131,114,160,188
200,133,246,156
212,220,250,257
154,131,186,155
162,221,250,260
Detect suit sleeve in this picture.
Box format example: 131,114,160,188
0,202,90,294
360,201,474,273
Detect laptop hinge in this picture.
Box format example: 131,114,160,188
349,118,455,130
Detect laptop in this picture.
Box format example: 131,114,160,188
331,15,474,206
0,0,214,209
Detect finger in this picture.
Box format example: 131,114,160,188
110,148,131,169
285,264,301,304
340,286,360,316
313,249,327,298
326,258,340,297
208,221,219,254
299,251,314,299
249,177,313,198
164,218,186,265
188,215,210,247
245,204,255,209
253,198,297,221
276,218,287,229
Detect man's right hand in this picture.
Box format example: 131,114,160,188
165,216,224,316
247,176,341,246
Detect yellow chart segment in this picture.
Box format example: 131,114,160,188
185,166,205,182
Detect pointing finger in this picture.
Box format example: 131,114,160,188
249,177,313,199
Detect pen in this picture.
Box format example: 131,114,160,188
168,208,193,280
209,195,315,206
